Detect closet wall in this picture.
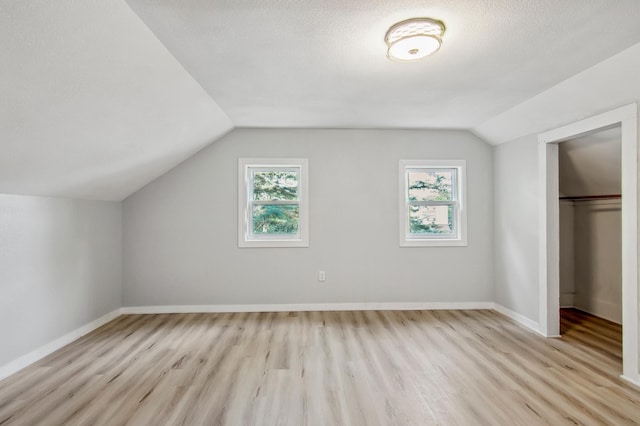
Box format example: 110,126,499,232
572,199,622,322
558,127,622,324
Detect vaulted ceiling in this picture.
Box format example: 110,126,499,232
3,0,640,200
125,0,640,130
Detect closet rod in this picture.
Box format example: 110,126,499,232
559,194,621,200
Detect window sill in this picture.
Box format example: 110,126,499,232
400,238,468,247
239,239,309,248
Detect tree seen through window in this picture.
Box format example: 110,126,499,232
251,170,299,234
407,170,455,234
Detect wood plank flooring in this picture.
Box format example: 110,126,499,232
0,309,638,425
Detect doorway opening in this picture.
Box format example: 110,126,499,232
538,103,639,385
558,126,622,368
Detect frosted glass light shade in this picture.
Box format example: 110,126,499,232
385,18,445,62
387,35,441,60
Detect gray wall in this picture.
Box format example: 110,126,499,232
123,128,493,306
0,194,122,366
493,135,539,321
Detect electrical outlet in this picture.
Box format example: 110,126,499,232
318,271,326,282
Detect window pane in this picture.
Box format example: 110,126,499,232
252,171,298,201
409,205,454,234
252,204,299,234
407,170,454,201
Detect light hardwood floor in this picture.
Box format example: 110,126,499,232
0,309,638,425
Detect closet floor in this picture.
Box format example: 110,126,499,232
560,308,622,366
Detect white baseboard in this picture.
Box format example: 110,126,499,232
0,308,122,382
621,374,640,389
120,301,495,315
491,303,545,336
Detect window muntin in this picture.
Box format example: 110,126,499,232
400,160,467,247
239,159,308,247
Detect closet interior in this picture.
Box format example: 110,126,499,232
558,126,622,335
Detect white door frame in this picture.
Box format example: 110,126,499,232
538,103,639,385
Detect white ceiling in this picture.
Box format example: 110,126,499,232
0,0,232,201
125,0,640,129
473,42,640,145
559,127,621,197
3,1,640,200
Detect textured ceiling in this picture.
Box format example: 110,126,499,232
473,42,640,145
3,1,640,201
0,0,232,201
126,0,640,130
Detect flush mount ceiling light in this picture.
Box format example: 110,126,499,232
385,17,445,62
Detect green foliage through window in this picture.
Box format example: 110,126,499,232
250,169,300,235
407,169,455,234
252,171,298,201
252,205,299,234
409,205,453,234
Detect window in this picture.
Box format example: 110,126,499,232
399,160,467,247
238,158,309,247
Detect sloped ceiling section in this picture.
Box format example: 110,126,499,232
559,127,621,197
473,42,640,145
126,0,640,131
0,0,232,201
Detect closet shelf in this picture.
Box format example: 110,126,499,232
559,194,621,201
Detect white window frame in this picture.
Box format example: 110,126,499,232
399,159,468,247
238,158,309,248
